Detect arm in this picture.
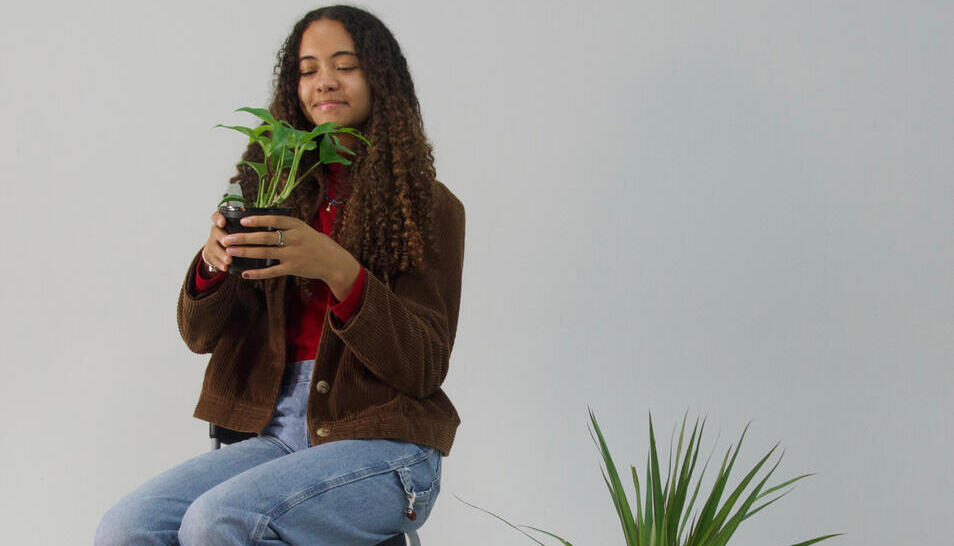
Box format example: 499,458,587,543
328,184,465,399
194,254,228,291
329,266,366,323
177,248,243,354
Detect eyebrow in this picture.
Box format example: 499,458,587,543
299,51,358,61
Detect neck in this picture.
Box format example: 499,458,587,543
324,163,352,198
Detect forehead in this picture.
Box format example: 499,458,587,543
299,19,356,59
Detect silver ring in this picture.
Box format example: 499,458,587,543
201,250,219,273
276,229,285,247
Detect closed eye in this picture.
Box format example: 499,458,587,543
300,67,356,76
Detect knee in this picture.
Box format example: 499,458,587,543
93,507,124,546
94,498,164,546
178,492,249,546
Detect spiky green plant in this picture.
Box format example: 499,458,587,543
456,409,840,546
215,107,370,208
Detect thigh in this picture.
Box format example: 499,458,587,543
179,438,442,546
95,437,287,546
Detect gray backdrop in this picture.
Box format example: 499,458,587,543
1,1,951,544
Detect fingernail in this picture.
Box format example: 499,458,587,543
242,272,250,279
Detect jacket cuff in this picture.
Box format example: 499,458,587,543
183,249,239,303
194,256,228,292
329,267,366,324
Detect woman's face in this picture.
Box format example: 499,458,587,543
297,19,372,134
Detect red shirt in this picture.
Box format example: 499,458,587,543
195,163,366,363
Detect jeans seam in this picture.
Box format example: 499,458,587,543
261,450,428,522
251,513,273,545
259,434,294,455
395,464,437,501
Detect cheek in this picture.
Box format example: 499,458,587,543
297,83,313,121
359,84,373,115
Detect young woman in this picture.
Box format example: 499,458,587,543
96,6,464,545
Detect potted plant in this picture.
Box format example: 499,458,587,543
215,107,370,274
457,408,841,546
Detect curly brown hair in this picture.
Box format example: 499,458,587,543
229,5,436,285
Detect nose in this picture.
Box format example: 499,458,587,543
315,66,340,93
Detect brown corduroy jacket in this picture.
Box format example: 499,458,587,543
176,181,464,456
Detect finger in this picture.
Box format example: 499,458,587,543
213,246,232,267
240,215,300,230
226,245,281,260
222,231,286,247
212,226,229,245
203,247,230,271
211,211,226,228
241,263,290,280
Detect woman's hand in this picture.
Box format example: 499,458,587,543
200,211,231,275
223,215,362,299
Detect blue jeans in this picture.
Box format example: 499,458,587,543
95,360,442,545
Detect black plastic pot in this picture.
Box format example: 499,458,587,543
219,206,294,275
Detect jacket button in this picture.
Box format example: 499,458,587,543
316,427,331,438
315,380,330,394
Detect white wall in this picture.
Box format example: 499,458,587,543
0,1,951,544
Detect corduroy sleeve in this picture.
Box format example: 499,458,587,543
194,257,228,291
177,248,243,354
329,266,367,323
328,183,465,399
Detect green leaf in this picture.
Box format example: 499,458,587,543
680,420,712,543
333,136,355,157
334,126,372,148
236,106,277,126
319,134,351,165
307,121,339,138
329,132,356,158
709,448,783,544
742,487,793,521
269,122,292,153
631,465,645,535
217,193,246,207
669,417,700,543
453,494,549,546
588,407,638,545
787,534,843,546
215,124,257,139
238,160,267,180
757,473,815,501
647,415,666,533
644,452,653,541
704,441,780,542
520,525,575,546
691,422,751,545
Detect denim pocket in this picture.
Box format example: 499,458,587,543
393,448,442,522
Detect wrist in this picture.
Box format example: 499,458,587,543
328,255,362,301
198,250,220,279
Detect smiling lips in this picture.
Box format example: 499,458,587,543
317,101,346,111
